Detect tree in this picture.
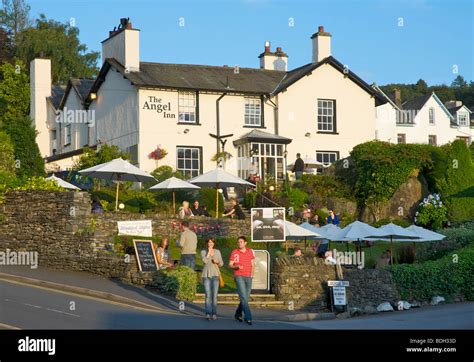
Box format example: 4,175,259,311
15,14,99,84
2,115,44,177
0,130,15,176
414,79,428,93
73,144,130,171
0,0,31,44
0,60,29,125
0,26,12,63
451,75,468,89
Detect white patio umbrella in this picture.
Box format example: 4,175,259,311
287,156,325,171
400,225,446,242
365,223,421,264
46,175,81,190
79,158,156,210
148,177,200,215
333,220,385,253
189,168,254,218
285,221,322,240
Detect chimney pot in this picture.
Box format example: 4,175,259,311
393,89,402,108
276,47,282,52
318,26,324,33
265,40,270,53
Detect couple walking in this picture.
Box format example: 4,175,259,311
201,236,254,325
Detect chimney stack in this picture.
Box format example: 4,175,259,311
258,41,288,71
311,25,331,63
394,89,402,108
102,18,140,72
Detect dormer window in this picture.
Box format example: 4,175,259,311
458,113,469,126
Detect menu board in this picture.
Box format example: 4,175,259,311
133,240,158,272
252,250,270,291
251,207,286,242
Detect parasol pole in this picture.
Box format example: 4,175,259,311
115,174,120,211
173,191,176,216
215,183,219,219
390,236,394,265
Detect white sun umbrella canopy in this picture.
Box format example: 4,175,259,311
79,158,156,210
287,156,325,170
365,222,421,263
189,168,255,218
46,175,81,190
397,225,446,243
148,177,200,214
285,221,323,240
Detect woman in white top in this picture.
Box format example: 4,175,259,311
154,238,173,270
200,238,224,321
178,201,194,219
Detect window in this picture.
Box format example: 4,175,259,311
428,135,437,146
64,124,71,146
429,108,435,124
244,98,262,126
178,92,196,123
316,151,339,165
176,147,201,178
397,133,406,144
317,99,336,132
456,136,470,146
458,113,469,126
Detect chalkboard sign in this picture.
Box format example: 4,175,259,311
133,240,158,272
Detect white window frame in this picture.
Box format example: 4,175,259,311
458,113,469,126
317,99,335,132
64,124,71,146
176,146,201,179
178,92,196,123
316,151,339,166
244,97,262,126
429,107,435,125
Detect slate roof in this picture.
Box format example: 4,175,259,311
48,85,66,109
233,129,292,146
70,78,95,101
401,93,432,111
86,57,385,105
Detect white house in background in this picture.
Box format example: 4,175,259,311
30,19,385,181
445,101,473,145
374,88,473,146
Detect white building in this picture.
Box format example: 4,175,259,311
31,19,385,181
374,86,473,146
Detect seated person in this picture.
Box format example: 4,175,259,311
327,209,340,225
91,197,104,214
223,198,246,220
153,238,173,270
191,200,210,217
292,246,302,257
178,201,194,219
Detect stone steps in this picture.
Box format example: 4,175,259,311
193,293,285,307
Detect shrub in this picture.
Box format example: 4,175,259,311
296,174,353,200
414,193,448,230
276,188,308,210
152,266,197,301
243,191,257,209
199,187,224,217
391,244,474,301
0,131,15,176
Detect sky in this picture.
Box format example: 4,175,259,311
28,0,473,86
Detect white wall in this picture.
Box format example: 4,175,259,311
277,63,376,160
375,103,397,143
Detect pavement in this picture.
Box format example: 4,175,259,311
0,266,326,325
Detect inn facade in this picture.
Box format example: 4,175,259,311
31,19,387,182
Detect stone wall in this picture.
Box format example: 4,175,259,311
272,256,400,310
272,256,336,309
0,190,250,283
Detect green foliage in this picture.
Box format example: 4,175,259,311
15,13,99,84
73,144,130,171
2,115,44,177
0,130,15,175
13,176,64,191
150,166,184,183
415,194,448,230
277,187,308,210
153,266,197,301
296,174,353,200
0,60,29,123
391,244,474,301
243,191,257,209
0,0,31,40
199,187,224,217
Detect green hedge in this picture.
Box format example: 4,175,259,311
391,244,474,301
152,266,197,301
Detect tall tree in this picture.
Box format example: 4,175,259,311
451,75,468,88
15,14,99,84
414,79,428,93
0,26,12,63
0,60,29,125
0,0,31,45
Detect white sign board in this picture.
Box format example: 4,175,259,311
251,207,286,242
332,286,347,306
252,250,270,291
328,280,350,287
117,220,153,237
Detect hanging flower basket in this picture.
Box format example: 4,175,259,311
148,145,168,160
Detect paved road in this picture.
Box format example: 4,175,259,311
291,302,474,329
0,280,305,329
